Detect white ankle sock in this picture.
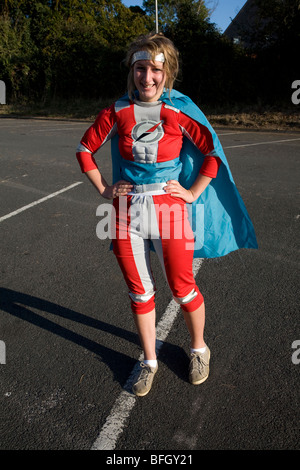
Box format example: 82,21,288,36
191,346,206,354
143,359,157,368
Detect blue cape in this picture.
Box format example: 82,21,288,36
111,89,258,258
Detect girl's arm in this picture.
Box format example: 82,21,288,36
164,174,212,203
85,169,133,199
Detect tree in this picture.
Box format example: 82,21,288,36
0,5,35,100
154,0,246,105
143,0,210,32
0,0,150,102
239,0,300,102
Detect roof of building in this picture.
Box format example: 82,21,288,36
224,0,259,46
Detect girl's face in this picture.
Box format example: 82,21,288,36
133,59,166,102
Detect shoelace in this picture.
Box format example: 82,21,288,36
190,353,207,372
136,363,153,383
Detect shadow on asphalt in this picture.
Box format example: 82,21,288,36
0,287,141,385
0,287,190,386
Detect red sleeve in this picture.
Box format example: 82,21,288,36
76,151,98,173
76,104,117,173
178,111,221,178
200,155,221,178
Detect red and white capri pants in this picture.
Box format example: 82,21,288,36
112,191,204,315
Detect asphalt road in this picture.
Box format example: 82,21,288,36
0,117,299,454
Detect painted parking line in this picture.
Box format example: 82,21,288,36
217,131,251,136
90,134,300,450
223,137,300,149
27,126,87,133
0,182,82,223
91,258,203,451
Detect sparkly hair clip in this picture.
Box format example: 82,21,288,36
131,51,165,65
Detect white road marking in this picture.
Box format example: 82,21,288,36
217,131,251,136
91,258,203,451
223,137,300,149
0,182,82,223
28,126,86,133
0,121,85,129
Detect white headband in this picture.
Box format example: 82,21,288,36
131,51,165,65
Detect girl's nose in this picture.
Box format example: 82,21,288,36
144,68,152,83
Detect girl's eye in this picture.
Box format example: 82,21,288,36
135,66,163,74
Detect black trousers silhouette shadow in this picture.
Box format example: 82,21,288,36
0,287,190,385
0,287,141,385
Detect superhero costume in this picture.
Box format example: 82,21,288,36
76,89,257,314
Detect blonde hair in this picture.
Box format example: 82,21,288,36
125,32,179,100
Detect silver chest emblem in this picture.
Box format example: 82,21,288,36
132,120,164,144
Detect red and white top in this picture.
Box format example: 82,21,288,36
76,98,221,184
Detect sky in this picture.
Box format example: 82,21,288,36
121,0,248,33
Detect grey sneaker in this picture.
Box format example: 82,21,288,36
132,362,158,397
189,347,210,385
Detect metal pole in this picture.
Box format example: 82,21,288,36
155,0,158,33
